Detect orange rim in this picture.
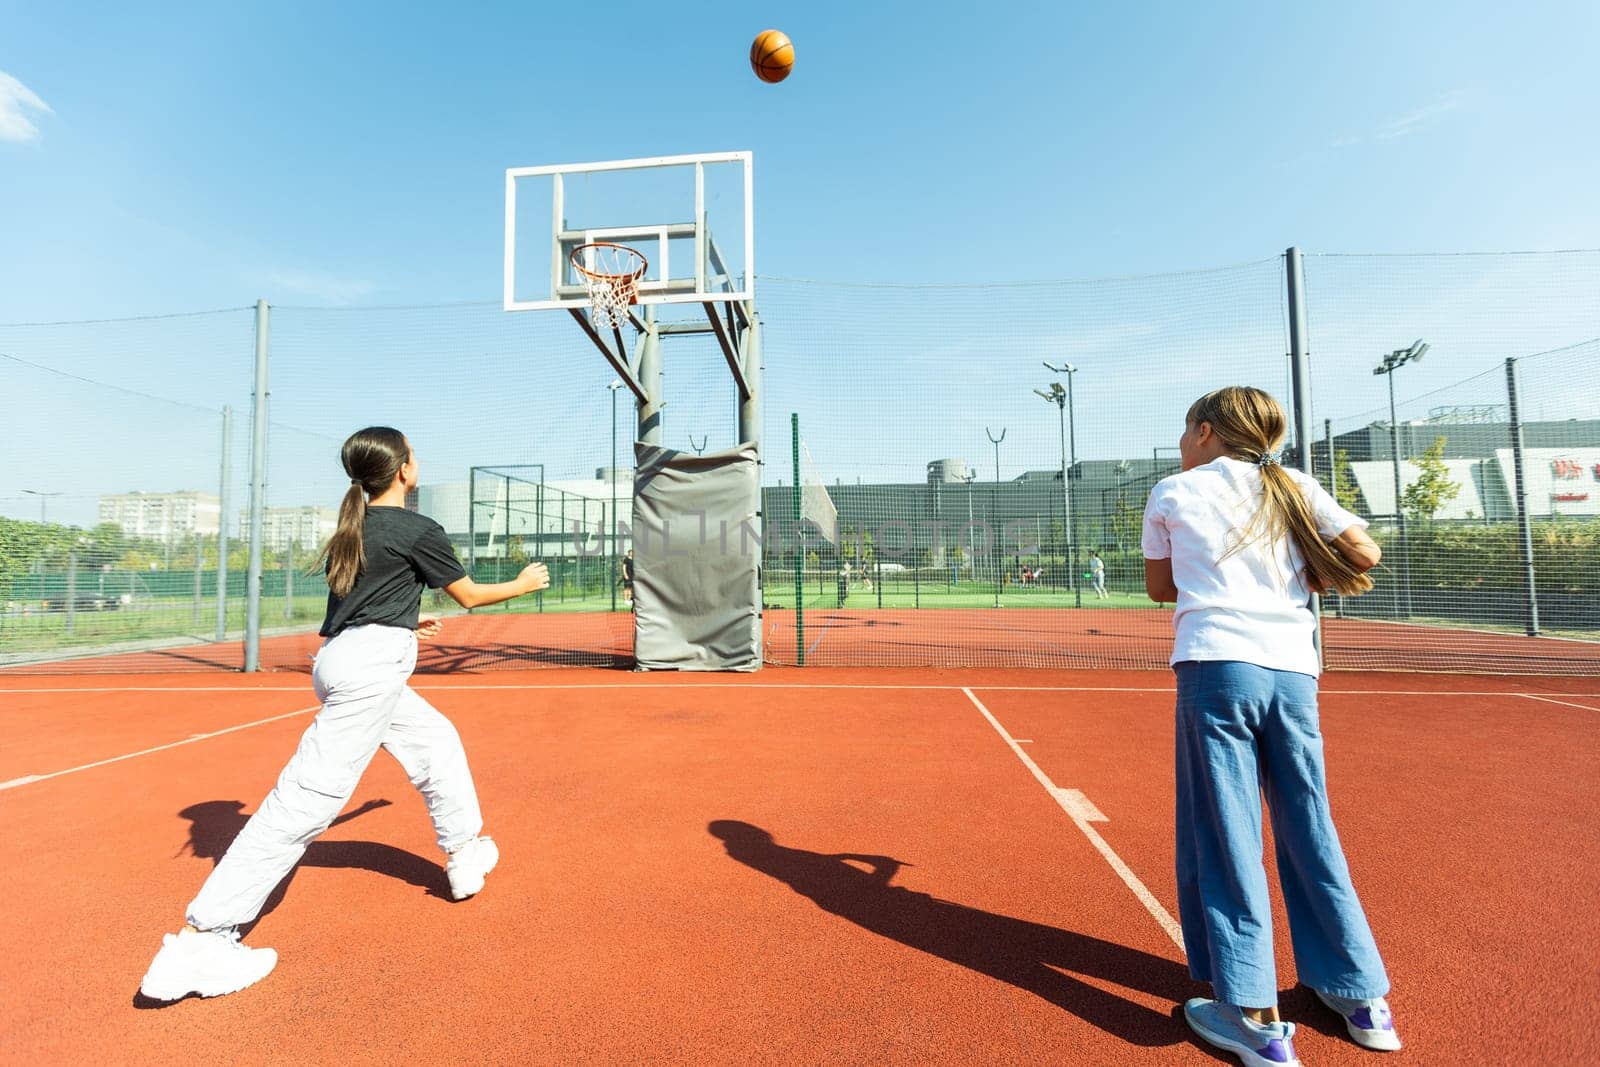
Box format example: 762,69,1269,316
569,241,649,282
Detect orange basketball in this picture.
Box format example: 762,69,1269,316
750,29,794,84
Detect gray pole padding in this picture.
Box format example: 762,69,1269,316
637,310,662,446
244,300,270,671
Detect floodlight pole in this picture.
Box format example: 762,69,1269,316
1044,363,1082,608
986,427,1006,607
1374,340,1426,619
244,299,270,672
21,489,61,526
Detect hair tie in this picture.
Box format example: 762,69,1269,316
1257,449,1283,468
351,478,363,487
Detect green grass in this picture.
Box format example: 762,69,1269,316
763,581,1157,611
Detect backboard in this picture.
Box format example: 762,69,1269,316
504,152,753,313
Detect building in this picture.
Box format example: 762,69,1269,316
1313,417,1600,521
416,468,633,562
98,491,221,543
239,506,340,554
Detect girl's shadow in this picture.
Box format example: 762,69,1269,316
177,798,453,933
134,798,450,1008
709,820,1203,1048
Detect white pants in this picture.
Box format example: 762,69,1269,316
186,625,483,932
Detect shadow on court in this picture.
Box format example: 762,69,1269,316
134,797,450,1008
174,798,453,926
708,820,1201,1047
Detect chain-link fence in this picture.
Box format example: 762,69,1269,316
4,250,1597,673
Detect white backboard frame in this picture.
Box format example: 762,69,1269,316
503,151,754,313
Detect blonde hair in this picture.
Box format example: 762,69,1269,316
1186,387,1373,597
315,427,410,598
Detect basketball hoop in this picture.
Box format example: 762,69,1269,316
570,242,648,330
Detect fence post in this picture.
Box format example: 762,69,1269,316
193,536,203,627
1284,247,1323,666
1505,357,1541,636
244,300,270,671
216,405,231,641
65,551,77,635
791,413,805,666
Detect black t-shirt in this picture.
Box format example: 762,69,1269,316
319,507,467,638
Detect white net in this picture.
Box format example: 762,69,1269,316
571,243,646,330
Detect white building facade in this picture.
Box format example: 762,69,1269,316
98,491,221,543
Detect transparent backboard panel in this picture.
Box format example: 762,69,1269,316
505,153,752,312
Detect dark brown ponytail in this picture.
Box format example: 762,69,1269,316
317,427,409,598
1186,387,1374,597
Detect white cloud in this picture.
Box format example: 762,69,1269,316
267,271,378,305
0,71,53,143
1378,90,1469,140
1327,90,1470,149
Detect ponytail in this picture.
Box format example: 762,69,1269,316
1258,464,1374,596
1189,387,1374,598
322,482,369,598
314,426,410,598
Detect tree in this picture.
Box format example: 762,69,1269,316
1109,494,1142,548
1331,449,1362,512
1401,435,1461,525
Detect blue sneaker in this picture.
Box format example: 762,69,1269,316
1183,999,1301,1067
1315,989,1402,1051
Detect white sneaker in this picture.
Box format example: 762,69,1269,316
1315,989,1403,1051
446,836,499,900
1183,999,1301,1067
139,927,277,1001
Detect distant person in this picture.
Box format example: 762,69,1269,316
837,561,850,607
139,427,548,1002
621,549,635,605
1089,551,1108,599
1143,387,1398,1063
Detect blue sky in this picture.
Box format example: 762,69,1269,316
3,2,1599,527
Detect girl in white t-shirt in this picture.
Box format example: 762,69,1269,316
1142,387,1399,1067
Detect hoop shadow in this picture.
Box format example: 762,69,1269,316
708,820,1201,1048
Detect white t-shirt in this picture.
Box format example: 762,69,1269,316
1141,457,1365,677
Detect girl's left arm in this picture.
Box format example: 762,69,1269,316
1144,557,1178,603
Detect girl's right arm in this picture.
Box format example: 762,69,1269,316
443,562,550,609
1330,525,1381,572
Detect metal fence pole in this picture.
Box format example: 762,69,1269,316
244,300,270,671
1505,357,1541,636
65,551,77,636
1284,247,1323,663
792,413,805,665
193,535,203,627
216,405,231,641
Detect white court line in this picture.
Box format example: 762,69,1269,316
1516,693,1600,712
0,705,318,792
7,682,1594,697
960,686,1185,951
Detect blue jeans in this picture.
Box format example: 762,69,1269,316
1174,660,1389,1007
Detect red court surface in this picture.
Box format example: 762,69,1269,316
7,607,1598,675
2,668,1597,1064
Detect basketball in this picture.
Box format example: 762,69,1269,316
750,29,794,84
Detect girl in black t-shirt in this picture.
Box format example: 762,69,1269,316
141,427,549,1002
